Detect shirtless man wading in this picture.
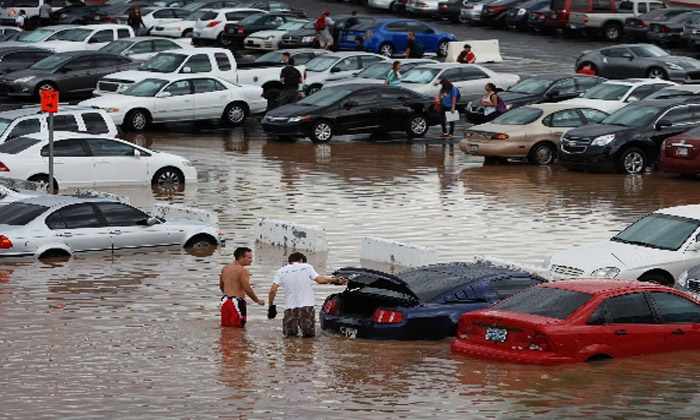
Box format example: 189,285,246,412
219,247,264,327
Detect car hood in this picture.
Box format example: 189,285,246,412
1,68,54,80
80,93,144,107
334,267,421,302
266,103,320,117
548,240,678,277
564,122,634,138
560,98,624,114
499,91,542,107
656,55,700,70
100,70,160,84
283,28,314,37
247,29,286,38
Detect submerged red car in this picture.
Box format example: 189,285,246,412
451,279,700,365
659,127,700,177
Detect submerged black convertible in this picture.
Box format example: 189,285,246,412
320,262,546,340
261,84,441,142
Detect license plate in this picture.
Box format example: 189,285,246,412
339,326,357,339
346,34,355,41
677,148,689,156
485,327,507,342
469,144,479,153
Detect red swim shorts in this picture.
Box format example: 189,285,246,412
220,296,247,327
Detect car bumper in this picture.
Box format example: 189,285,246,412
261,119,311,137
278,40,316,49
320,314,412,340
559,149,616,172
244,38,275,50
368,0,394,9
0,80,34,96
406,5,438,15
451,338,578,365
459,138,533,159
659,156,700,175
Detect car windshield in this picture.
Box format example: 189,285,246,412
581,83,631,100
254,51,288,64
277,20,306,30
16,28,53,42
611,213,700,251
601,104,663,128
491,107,543,125
297,88,351,107
122,78,169,97
356,62,393,79
58,28,93,42
0,118,11,137
304,56,338,72
492,286,592,319
507,78,552,95
139,53,187,72
100,40,132,54
0,202,48,226
629,45,669,58
29,55,71,71
184,10,210,20
395,266,485,302
401,67,440,84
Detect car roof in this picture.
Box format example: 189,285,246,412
22,131,122,141
407,62,468,69
541,279,670,294
66,23,132,30
110,36,176,42
0,105,107,120
525,73,595,80
0,46,51,54
163,47,227,55
53,50,125,58
632,97,700,109
655,204,700,219
602,78,673,86
524,102,609,112
211,7,266,13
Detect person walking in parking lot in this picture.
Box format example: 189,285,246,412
219,247,265,328
39,0,52,27
15,9,26,28
438,78,459,138
405,32,423,58
384,61,402,86
128,7,147,36
279,57,302,106
267,252,347,338
315,10,334,50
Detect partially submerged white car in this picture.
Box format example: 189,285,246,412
545,205,700,286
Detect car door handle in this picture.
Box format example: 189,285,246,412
109,230,122,235
57,232,73,238
614,330,629,336
671,329,686,335
219,94,227,98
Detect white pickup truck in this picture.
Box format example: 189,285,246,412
94,47,302,106
567,0,667,42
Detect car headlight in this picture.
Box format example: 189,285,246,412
104,107,120,113
288,115,311,123
666,62,683,70
590,267,620,278
301,35,317,43
678,270,689,287
14,76,35,83
591,134,615,146
265,35,275,40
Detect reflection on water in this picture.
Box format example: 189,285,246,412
4,125,700,418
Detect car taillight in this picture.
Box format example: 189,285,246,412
536,12,545,19
206,20,221,27
528,331,555,351
322,299,339,315
583,15,589,23
441,5,448,10
489,6,507,12
0,162,9,172
640,21,647,28
662,25,671,33
0,235,12,249
237,26,245,34
372,309,404,324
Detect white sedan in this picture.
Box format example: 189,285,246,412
81,74,265,131
0,195,223,259
560,79,675,114
243,19,308,50
399,63,520,103
38,24,135,53
0,132,197,191
150,9,212,38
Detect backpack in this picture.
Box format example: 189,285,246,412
496,94,507,113
413,39,425,57
314,15,326,31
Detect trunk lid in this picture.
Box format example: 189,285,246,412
458,310,551,348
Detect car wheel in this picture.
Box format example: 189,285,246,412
307,84,322,95
28,174,58,193
615,147,647,174
184,234,217,248
638,272,673,287
406,114,429,137
437,40,450,57
390,1,401,12
183,29,193,38
39,249,71,259
217,32,231,46
310,120,333,143
222,101,248,126
152,166,185,187
527,142,557,165
379,43,394,57
602,23,622,42
646,67,668,80
124,109,150,132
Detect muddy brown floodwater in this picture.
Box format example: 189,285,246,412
4,124,700,419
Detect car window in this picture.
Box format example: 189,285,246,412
153,9,173,18
82,113,110,134
604,47,631,58
493,107,543,125
360,55,384,68
592,0,611,10
580,108,608,123
346,90,378,107
0,136,41,153
293,53,315,65
380,87,414,103
334,57,360,72
582,83,629,100
53,115,79,132
214,52,232,71
549,109,585,127
99,55,130,67
7,118,41,139
87,139,137,156
462,66,488,80
576,76,601,90
571,0,587,9
183,54,211,73
405,21,431,33
192,78,224,93
117,29,132,39
154,40,179,52
550,78,578,95
649,292,700,323
54,203,104,229
96,202,149,226
490,277,544,300
90,30,114,43
385,21,408,32
41,139,88,157
266,15,286,27
659,106,692,125
628,84,662,102
64,56,93,71
589,293,655,324
440,68,461,82
131,41,154,54
491,286,593,320
0,202,48,226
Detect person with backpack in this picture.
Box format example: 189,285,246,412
405,32,423,58
315,10,334,50
438,79,459,138
479,83,506,122
279,57,303,106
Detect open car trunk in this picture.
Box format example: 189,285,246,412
333,268,422,318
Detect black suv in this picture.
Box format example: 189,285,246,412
559,98,700,174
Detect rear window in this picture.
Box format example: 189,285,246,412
0,202,48,225
0,137,41,154
82,113,110,134
491,286,593,319
351,21,381,31
490,277,544,300
200,11,218,20
491,107,543,125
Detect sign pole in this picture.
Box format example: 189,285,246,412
48,112,54,195
40,88,58,194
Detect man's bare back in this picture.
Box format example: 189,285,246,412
219,249,264,305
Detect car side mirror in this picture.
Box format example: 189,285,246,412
547,89,560,97
655,119,672,129
146,217,160,226
180,66,191,73
133,149,141,157
627,96,639,103
343,100,358,110
330,67,341,73
157,91,172,98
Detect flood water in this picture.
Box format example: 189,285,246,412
4,123,700,419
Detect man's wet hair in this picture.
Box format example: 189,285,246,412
288,252,307,263
234,247,252,260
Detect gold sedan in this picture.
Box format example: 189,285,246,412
460,103,608,165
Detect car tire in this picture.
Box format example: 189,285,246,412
602,23,622,42
310,120,334,143
184,234,218,248
406,114,429,137
638,272,673,287
124,109,151,132
28,174,58,193
646,66,668,80
222,101,248,126
379,43,394,57
527,142,557,165
183,29,193,38
152,166,185,187
39,249,70,259
437,40,450,57
34,81,57,99
217,32,231,46
615,147,647,174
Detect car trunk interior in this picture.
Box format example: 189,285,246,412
336,288,418,318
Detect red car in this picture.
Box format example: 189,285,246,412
659,127,700,177
451,279,700,365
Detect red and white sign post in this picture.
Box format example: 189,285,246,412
40,89,58,194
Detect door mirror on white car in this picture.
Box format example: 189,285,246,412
180,66,192,73
146,217,160,226
157,91,172,98
133,149,141,157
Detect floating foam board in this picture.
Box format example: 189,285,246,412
153,203,219,227
254,218,328,252
360,237,436,267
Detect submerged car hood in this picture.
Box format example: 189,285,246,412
335,267,421,302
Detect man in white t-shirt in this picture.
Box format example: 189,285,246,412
267,252,347,338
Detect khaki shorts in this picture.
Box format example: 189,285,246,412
318,32,333,48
